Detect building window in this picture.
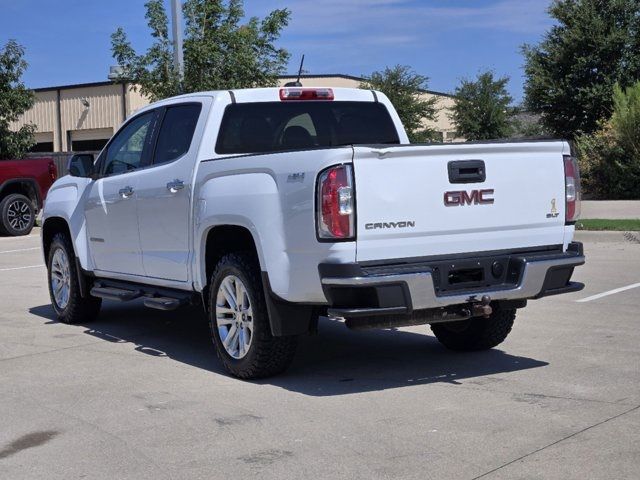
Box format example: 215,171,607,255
71,139,109,151
445,131,457,142
30,142,54,153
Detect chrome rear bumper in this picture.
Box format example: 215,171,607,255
320,243,585,318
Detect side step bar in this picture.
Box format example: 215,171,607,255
143,297,185,311
90,286,142,302
90,280,197,311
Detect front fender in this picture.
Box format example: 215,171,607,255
42,176,93,269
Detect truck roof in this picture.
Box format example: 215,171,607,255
144,87,380,107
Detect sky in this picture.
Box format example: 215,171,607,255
0,0,554,102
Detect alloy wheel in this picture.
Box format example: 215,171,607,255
7,199,32,232
51,248,71,310
215,275,254,359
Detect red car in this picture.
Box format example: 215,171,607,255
0,157,57,236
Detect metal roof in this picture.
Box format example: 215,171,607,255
32,74,454,98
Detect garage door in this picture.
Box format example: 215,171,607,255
68,128,113,151
31,131,54,152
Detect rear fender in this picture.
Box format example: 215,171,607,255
193,148,358,303
193,172,282,291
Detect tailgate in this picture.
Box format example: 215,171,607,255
353,141,569,262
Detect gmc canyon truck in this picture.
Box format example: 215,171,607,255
41,87,585,378
0,157,57,236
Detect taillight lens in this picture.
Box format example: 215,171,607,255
563,155,581,223
280,88,334,101
49,162,58,182
317,165,355,240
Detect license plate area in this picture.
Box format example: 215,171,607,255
448,268,484,285
432,256,521,294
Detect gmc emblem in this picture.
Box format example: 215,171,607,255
444,189,495,206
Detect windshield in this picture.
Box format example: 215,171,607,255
215,101,400,154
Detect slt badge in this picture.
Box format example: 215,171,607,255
546,198,559,218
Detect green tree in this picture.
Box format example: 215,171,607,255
577,82,640,199
111,0,290,102
451,71,514,141
0,40,35,160
360,65,439,143
523,0,640,139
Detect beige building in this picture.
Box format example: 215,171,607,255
13,81,148,153
13,74,457,153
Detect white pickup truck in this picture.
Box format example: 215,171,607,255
42,87,585,378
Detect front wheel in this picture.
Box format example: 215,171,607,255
431,306,516,351
47,233,101,324
208,252,298,379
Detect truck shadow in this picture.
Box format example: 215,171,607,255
30,302,548,397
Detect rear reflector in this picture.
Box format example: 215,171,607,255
317,164,354,240
280,88,334,101
48,161,58,182
563,155,581,223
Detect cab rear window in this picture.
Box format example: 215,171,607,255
215,102,400,154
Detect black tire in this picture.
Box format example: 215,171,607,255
0,193,35,236
47,232,101,324
431,306,516,351
208,252,298,379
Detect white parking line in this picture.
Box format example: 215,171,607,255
576,282,640,303
0,247,41,254
0,264,44,272
0,234,39,242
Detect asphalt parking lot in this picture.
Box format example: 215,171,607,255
1,229,639,479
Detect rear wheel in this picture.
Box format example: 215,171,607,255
47,233,101,324
208,252,298,379
431,306,516,351
0,193,35,236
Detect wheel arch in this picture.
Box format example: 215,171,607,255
0,178,41,210
201,224,317,337
203,224,261,292
42,216,72,262
42,216,90,298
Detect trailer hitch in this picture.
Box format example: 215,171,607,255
469,295,493,318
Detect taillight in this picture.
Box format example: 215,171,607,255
49,162,58,182
563,155,581,223
317,164,355,240
280,88,334,101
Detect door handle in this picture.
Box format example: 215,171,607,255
447,160,486,184
119,186,134,198
166,179,185,193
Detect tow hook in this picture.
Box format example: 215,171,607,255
471,295,493,318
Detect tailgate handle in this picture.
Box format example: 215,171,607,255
448,160,486,184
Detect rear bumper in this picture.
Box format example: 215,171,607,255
320,243,585,318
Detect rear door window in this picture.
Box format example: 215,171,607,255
216,102,400,154
153,104,202,165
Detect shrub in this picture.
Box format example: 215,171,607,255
577,82,640,199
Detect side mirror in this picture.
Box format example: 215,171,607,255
68,154,95,178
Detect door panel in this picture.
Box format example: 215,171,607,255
137,102,206,282
85,175,144,275
84,110,157,276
